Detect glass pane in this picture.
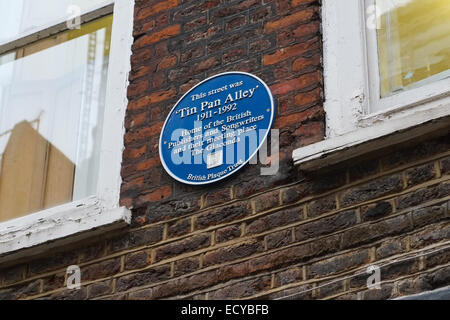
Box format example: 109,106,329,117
0,0,111,44
376,0,450,97
0,15,112,222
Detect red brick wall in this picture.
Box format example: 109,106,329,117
0,0,449,300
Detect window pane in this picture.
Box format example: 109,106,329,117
0,15,112,222
0,0,111,44
376,0,450,97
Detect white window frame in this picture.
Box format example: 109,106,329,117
293,0,450,170
0,0,134,261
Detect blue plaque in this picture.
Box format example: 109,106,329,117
159,71,275,185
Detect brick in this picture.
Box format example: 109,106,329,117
271,72,321,96
426,246,450,269
411,203,447,228
248,242,312,273
137,186,172,204
195,202,251,230
266,229,293,249
154,233,211,262
216,224,242,243
264,37,319,65
116,265,171,292
295,210,357,241
42,273,65,292
382,258,421,280
225,14,247,32
125,250,152,270
361,201,393,221
184,15,207,32
135,0,179,21
308,250,369,278
274,267,303,287
410,222,450,249
83,258,121,281
151,270,218,299
1,265,25,286
128,80,148,97
361,285,393,300
307,195,336,218
341,214,412,249
209,276,271,299
28,251,78,276
204,188,232,208
340,174,403,207
217,262,250,282
174,257,200,277
210,0,260,20
87,280,113,299
246,207,302,235
110,225,163,252
203,240,264,267
253,190,280,213
133,25,181,49
281,183,310,205
49,287,87,300
396,182,450,210
157,55,177,70
405,163,436,187
265,7,317,33
168,217,191,238
440,156,450,175
376,238,405,259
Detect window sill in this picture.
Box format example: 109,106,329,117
0,197,131,264
292,114,450,171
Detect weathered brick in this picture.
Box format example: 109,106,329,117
376,238,405,259
116,264,171,292
125,250,152,271
203,240,264,267
411,203,447,228
135,0,179,21
295,210,357,241
195,202,251,230
209,276,271,299
340,175,403,207
266,229,293,249
307,195,336,218
155,233,211,262
216,224,242,243
405,163,436,187
274,267,303,287
83,258,121,281
264,37,319,65
133,25,181,49
174,257,200,277
396,182,450,210
87,280,113,299
265,7,318,33
341,214,412,249
361,201,393,221
168,217,192,238
252,190,280,213
247,207,302,235
308,250,369,278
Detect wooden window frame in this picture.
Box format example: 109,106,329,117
0,0,134,262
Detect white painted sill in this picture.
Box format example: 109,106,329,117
0,197,131,264
292,113,450,171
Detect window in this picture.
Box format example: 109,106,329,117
292,0,450,169
0,0,133,259
367,0,450,112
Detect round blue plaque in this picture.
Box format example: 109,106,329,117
159,71,275,185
